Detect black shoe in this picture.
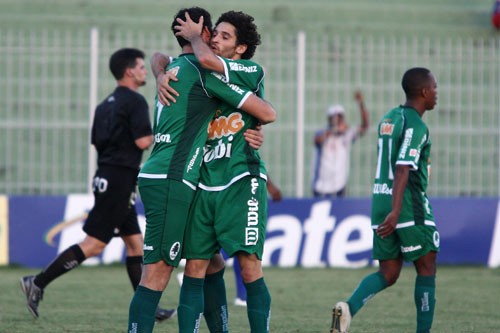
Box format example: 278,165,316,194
155,307,177,322
20,275,44,318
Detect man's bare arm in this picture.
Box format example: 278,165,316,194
240,94,276,125
150,52,179,106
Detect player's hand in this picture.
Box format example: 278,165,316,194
376,211,398,238
175,12,203,41
354,89,364,103
244,125,263,149
157,71,179,106
268,185,282,202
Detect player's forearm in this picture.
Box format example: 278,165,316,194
241,95,276,124
191,36,224,73
390,165,410,217
150,52,171,79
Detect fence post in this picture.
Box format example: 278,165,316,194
87,27,99,194
296,31,306,198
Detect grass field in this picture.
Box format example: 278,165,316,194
1,265,499,332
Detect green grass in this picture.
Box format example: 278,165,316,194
1,265,499,332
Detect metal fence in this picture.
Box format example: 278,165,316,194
1,28,499,197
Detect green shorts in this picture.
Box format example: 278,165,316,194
184,176,268,260
139,178,195,266
372,222,440,262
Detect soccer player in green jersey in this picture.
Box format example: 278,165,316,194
331,67,439,333
171,11,273,333
127,8,276,333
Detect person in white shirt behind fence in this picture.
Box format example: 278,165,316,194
312,90,369,198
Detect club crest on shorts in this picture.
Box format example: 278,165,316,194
170,242,180,260
433,231,440,248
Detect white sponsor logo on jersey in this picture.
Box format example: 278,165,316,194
187,147,200,173
203,137,233,163
400,244,422,253
229,62,258,73
155,133,172,143
373,183,392,195
399,128,413,159
246,183,260,245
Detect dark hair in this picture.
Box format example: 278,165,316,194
401,67,432,99
109,48,145,80
215,11,261,59
172,7,213,48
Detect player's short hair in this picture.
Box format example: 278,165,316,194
109,48,145,80
216,11,261,60
172,7,213,48
401,67,433,99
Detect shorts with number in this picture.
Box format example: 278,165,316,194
372,223,440,262
139,178,195,266
184,176,268,260
83,165,141,243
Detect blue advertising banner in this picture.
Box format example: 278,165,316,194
5,195,500,268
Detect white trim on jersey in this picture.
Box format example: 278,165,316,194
137,173,197,190
237,91,253,109
371,220,436,230
198,172,268,192
396,160,418,170
138,173,167,179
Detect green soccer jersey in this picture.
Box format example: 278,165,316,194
198,58,268,190
138,54,252,188
371,105,434,226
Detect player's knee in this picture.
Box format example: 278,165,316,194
239,262,263,283
185,259,210,278
380,269,400,287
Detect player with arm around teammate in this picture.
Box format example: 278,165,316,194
127,7,276,333
174,11,274,333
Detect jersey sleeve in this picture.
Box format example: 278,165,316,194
396,118,429,171
204,71,253,109
216,57,265,96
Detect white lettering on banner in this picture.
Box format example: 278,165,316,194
487,200,500,268
58,197,373,268
328,214,372,268
262,215,302,267
302,201,336,267
263,200,373,268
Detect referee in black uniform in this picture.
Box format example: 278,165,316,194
20,48,175,321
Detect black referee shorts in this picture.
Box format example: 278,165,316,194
83,165,141,243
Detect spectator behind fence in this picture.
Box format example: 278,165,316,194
311,90,369,198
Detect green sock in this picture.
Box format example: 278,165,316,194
414,275,436,333
203,268,229,333
178,275,205,333
347,271,387,316
245,278,271,333
128,285,162,333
